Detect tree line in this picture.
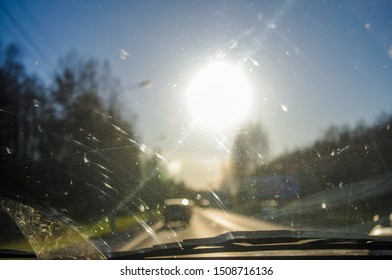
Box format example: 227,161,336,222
0,43,192,223
226,109,392,211
263,116,392,196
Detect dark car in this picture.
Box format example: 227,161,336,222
162,199,194,226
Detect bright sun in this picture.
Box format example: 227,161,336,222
186,62,251,130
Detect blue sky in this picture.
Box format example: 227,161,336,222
1,0,392,189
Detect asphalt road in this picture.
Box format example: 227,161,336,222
120,207,287,251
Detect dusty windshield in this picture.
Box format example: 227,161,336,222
1,0,392,258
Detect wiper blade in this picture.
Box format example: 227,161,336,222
0,249,37,259
110,230,392,259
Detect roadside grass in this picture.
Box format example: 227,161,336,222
230,201,378,234
0,210,161,255
79,210,160,237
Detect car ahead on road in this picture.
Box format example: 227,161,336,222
162,199,194,227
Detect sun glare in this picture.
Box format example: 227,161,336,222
186,62,251,130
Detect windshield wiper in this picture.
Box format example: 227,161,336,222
0,249,37,259
110,230,392,259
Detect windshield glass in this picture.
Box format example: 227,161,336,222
1,0,392,258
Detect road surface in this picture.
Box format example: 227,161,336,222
120,207,287,251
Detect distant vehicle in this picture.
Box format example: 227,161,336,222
162,198,194,226
200,199,210,207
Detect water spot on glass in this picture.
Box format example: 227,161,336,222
168,82,177,90
281,104,288,112
321,202,327,209
120,49,129,60
267,21,276,29
140,144,147,152
111,123,127,134
64,192,68,196
83,153,90,163
337,145,349,154
249,57,259,66
388,45,392,58
228,40,238,49
33,98,40,108
257,152,264,161
387,125,390,130
156,152,165,161
365,22,371,30
139,80,153,89
103,182,116,192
